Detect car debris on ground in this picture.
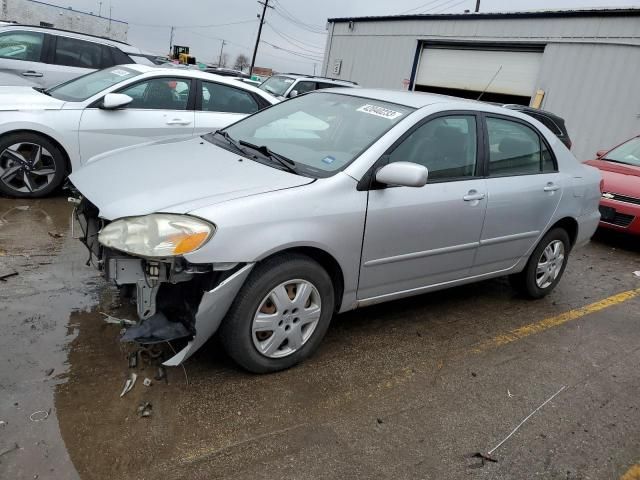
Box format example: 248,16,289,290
137,402,152,418
120,373,138,398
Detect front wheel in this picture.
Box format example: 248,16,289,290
219,254,335,373
509,228,570,299
0,133,67,198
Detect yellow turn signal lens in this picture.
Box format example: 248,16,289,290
173,231,209,255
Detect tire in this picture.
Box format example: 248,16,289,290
509,228,571,299
219,254,335,373
0,132,67,198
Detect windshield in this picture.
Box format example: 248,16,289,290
218,92,414,177
259,76,296,97
47,67,141,102
604,137,640,167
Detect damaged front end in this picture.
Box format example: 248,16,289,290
72,197,253,366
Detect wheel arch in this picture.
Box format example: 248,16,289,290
258,246,345,313
0,129,72,173
548,216,579,247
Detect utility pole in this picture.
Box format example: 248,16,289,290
218,40,227,67
313,63,317,75
98,1,102,16
169,26,175,55
250,0,272,75
475,0,480,12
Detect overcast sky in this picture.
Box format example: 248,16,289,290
52,0,640,73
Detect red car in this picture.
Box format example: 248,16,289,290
585,135,640,235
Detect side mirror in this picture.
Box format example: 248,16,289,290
101,93,133,110
288,89,299,98
596,150,608,158
375,162,428,188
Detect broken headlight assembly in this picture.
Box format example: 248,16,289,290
98,214,215,258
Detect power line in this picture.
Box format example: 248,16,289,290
398,0,445,14
432,0,470,13
265,22,324,50
270,4,326,35
271,0,326,32
265,23,324,54
261,41,324,61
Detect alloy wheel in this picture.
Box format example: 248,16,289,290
0,142,57,194
252,279,322,358
536,240,565,289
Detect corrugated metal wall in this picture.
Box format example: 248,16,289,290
323,14,640,160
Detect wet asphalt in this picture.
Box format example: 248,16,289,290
0,195,639,480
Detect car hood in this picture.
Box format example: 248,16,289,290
69,136,314,220
584,159,640,197
0,86,66,111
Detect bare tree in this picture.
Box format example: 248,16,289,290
233,54,250,72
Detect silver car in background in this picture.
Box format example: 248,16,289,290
71,89,602,373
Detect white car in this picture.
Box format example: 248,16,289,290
0,64,278,197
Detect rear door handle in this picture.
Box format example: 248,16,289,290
463,191,486,201
21,71,43,77
543,183,560,192
166,118,192,126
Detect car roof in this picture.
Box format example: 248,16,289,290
0,24,144,54
122,64,278,102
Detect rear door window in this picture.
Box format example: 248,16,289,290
54,36,104,69
201,81,259,114
0,31,44,61
486,117,556,175
293,81,316,96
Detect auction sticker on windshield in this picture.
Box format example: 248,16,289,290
357,104,404,120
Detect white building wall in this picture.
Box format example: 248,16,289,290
0,0,128,42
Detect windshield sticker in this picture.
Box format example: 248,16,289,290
110,69,131,77
283,78,295,84
357,104,403,120
321,155,336,165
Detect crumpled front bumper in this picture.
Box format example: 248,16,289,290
105,255,255,366
73,197,254,366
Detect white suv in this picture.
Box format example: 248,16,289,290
0,24,155,88
259,73,357,100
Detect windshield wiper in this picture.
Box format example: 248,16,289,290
32,87,51,97
238,140,297,174
213,130,245,154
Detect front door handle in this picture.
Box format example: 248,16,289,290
21,71,43,77
166,118,192,126
463,190,486,202
543,182,560,192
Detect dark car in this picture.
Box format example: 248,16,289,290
503,105,572,149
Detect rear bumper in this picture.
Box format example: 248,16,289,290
575,210,601,248
598,198,640,235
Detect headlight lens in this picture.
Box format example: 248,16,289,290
98,214,214,258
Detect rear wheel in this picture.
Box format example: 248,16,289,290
509,228,570,299
220,254,335,373
0,133,67,198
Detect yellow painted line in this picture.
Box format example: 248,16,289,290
621,464,640,480
474,288,640,353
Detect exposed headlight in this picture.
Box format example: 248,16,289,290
98,214,214,258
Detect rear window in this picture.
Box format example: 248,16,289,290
259,76,295,97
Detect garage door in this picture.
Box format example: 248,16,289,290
415,47,543,97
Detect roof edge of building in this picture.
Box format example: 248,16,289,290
327,8,640,24
25,0,128,25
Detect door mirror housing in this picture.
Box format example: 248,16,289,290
375,162,428,188
596,149,608,158
288,89,299,98
101,93,133,110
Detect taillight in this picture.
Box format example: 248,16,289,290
599,178,605,193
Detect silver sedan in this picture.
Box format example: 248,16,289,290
71,89,602,373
